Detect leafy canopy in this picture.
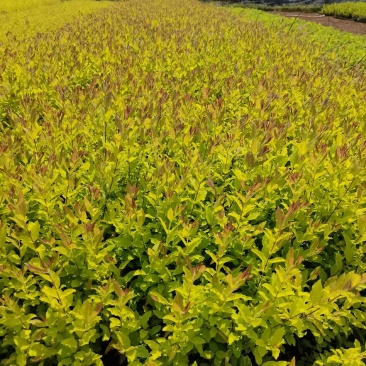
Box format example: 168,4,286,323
0,0,366,365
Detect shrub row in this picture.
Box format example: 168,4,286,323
0,0,366,365
322,1,366,21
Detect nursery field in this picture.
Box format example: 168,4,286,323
232,7,366,59
0,0,110,41
322,2,366,21
0,0,366,365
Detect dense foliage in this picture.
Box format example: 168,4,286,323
0,0,110,41
229,4,323,13
322,1,366,20
0,0,366,365
232,7,366,68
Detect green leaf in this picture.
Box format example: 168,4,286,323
116,332,131,350
28,221,40,242
61,338,78,353
269,327,285,347
149,291,170,305
191,337,206,345
310,280,323,304
253,345,267,365
167,208,174,222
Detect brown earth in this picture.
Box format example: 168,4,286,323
272,12,366,36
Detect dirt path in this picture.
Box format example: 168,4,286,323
272,12,366,36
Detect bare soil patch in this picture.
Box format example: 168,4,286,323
273,11,366,35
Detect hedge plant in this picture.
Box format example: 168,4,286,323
0,0,366,365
